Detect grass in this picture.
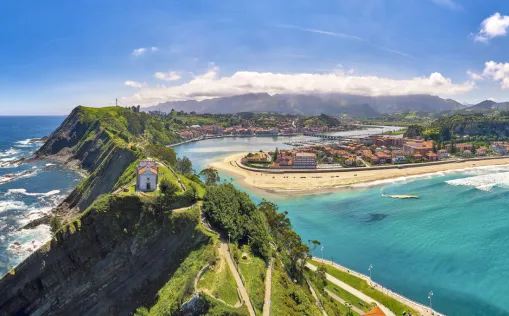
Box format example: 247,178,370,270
237,246,267,314
198,256,240,306
271,260,322,316
135,243,216,315
310,259,418,316
326,280,372,312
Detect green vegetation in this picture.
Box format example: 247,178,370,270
203,184,272,259
310,259,417,316
198,256,240,306
199,167,221,185
49,216,61,236
136,243,216,315
237,247,267,314
271,260,322,315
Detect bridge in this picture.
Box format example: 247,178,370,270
303,132,345,139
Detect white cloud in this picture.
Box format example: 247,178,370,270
276,25,413,59
124,80,146,88
132,46,159,56
120,65,475,106
482,61,509,88
474,13,509,42
431,0,462,10
467,70,484,81
488,97,497,101
154,71,182,81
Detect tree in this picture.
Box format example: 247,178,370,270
175,156,194,175
308,239,321,257
203,183,256,241
50,216,61,235
273,147,279,161
159,177,179,196
199,167,220,185
315,265,327,293
432,142,437,153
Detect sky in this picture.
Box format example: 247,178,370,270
2,0,509,114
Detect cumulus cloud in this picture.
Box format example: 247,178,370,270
474,13,509,42
132,46,159,56
124,80,146,88
482,61,509,88
154,71,182,81
120,65,475,106
467,70,484,81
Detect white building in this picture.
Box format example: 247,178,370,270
136,160,158,192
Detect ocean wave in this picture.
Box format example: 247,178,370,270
6,224,52,259
5,189,61,197
0,169,38,185
446,172,509,192
0,157,18,162
0,148,19,158
352,164,509,189
0,200,27,213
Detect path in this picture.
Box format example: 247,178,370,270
306,280,328,316
262,259,273,316
324,289,364,315
307,262,395,316
219,242,256,316
312,258,444,316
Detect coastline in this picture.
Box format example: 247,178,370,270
210,152,509,193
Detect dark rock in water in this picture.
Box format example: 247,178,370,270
366,213,389,223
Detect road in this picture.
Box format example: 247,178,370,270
307,262,395,316
219,242,256,316
324,288,364,315
262,259,273,316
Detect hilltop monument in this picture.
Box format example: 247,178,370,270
136,160,158,192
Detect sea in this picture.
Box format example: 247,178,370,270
2,118,508,315
0,117,81,276
174,135,509,316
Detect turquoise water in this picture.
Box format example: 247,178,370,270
175,136,509,316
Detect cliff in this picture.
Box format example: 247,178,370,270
0,195,210,316
34,106,166,212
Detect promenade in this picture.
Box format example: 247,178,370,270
311,258,445,316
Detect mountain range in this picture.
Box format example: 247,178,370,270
143,93,469,117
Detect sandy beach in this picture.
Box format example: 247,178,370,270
210,153,509,193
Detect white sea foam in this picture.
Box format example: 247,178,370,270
351,164,509,189
0,200,27,213
0,148,19,157
45,163,56,167
0,157,17,162
6,189,61,197
7,224,52,258
446,171,509,191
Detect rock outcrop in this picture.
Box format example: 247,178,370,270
34,106,139,212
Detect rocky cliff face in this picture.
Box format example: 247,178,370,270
34,106,139,212
0,195,209,316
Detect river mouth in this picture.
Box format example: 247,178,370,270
173,135,509,315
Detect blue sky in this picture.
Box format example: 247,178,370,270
2,0,509,114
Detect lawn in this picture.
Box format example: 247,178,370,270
198,257,240,306
326,280,372,312
237,246,267,314
310,259,417,316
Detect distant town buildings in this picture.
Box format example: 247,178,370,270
292,152,317,169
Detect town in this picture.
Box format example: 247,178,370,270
241,135,509,169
